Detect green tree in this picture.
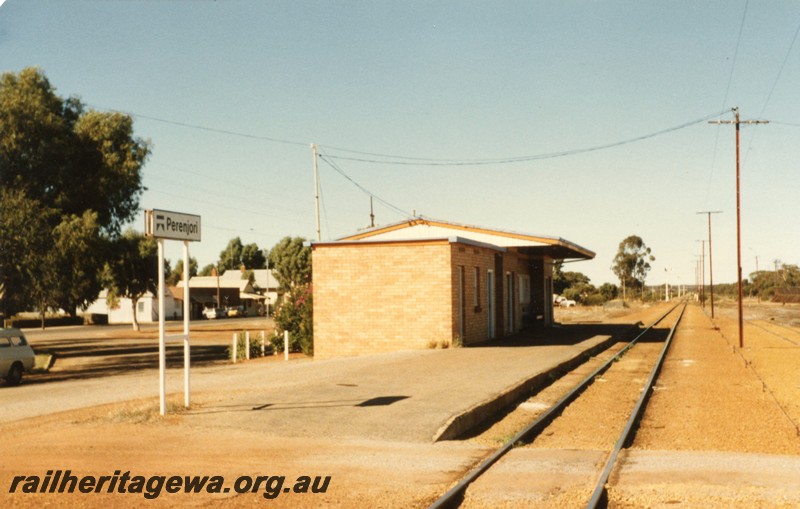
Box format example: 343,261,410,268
0,189,58,324
167,257,198,286
599,283,619,301
268,237,311,292
0,68,149,319
268,236,312,355
611,235,655,301
199,263,217,277
218,237,266,272
50,211,105,315
0,67,149,235
103,231,160,331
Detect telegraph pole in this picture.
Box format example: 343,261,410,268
697,240,705,309
697,211,722,318
755,255,760,303
312,143,321,241
709,107,769,348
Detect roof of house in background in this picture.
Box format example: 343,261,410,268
219,268,277,290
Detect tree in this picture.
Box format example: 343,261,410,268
103,231,159,331
50,211,105,315
167,257,198,286
218,237,266,272
599,283,619,301
0,189,58,324
611,235,655,301
0,67,149,236
241,242,266,270
199,263,217,277
0,68,149,319
268,237,311,292
268,237,313,355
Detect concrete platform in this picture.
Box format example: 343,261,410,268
183,322,637,443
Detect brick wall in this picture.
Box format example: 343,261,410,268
313,241,453,359
313,239,553,358
450,244,535,344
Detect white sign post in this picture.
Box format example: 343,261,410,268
145,209,201,415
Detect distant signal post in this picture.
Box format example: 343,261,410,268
145,209,202,415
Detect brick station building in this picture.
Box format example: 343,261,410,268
311,218,595,359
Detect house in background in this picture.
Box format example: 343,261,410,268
222,269,279,313
83,288,181,324
311,217,594,359
176,269,277,317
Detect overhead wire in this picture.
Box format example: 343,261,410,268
319,111,729,167
91,103,731,169
316,151,413,218
88,104,309,148
742,15,800,163
757,16,800,118
703,0,750,207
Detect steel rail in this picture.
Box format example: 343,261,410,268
427,303,683,509
585,302,687,508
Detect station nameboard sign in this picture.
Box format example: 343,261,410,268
145,209,201,242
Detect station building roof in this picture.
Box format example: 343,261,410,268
314,217,595,261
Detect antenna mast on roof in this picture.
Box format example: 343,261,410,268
370,196,375,228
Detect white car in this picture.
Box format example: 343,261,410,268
202,307,226,319
559,299,577,308
0,328,35,386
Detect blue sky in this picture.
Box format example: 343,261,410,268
2,0,798,286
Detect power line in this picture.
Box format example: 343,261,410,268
317,152,413,218
91,103,729,170
321,111,729,167
705,0,750,207
722,0,750,112
758,17,800,117
742,16,800,163
89,104,310,148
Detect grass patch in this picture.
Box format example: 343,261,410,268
106,400,187,424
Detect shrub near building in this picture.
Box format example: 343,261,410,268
268,237,313,355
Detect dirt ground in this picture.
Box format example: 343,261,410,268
460,301,800,508
3,301,799,508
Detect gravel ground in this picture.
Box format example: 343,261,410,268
3,302,798,508
458,302,800,508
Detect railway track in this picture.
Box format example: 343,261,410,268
428,302,687,509
746,319,800,346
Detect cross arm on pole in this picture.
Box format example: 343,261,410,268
707,107,769,348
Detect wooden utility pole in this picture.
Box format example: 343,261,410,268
709,107,768,348
697,211,722,318
697,240,705,309
312,143,321,241
755,255,761,303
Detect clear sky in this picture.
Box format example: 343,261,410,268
2,1,798,287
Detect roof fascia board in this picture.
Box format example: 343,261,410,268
311,238,452,249
337,217,593,257
310,236,509,252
